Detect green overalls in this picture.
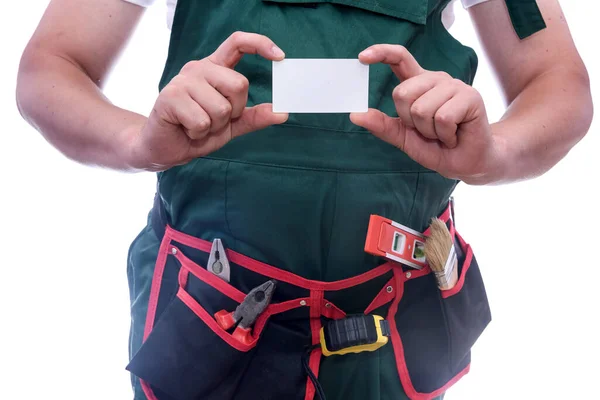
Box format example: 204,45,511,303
125,1,545,399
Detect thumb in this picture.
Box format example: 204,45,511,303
350,109,408,150
351,109,443,171
231,103,289,138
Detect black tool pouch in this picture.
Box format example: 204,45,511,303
127,236,312,400
388,226,492,398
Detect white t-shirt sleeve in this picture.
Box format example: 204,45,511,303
461,0,490,8
122,0,156,7
442,0,492,30
123,0,178,29
125,0,487,30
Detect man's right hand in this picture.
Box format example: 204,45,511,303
18,2,288,171
127,32,289,172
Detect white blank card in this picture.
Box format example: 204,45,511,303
272,59,369,113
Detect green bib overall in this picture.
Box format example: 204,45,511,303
125,1,545,399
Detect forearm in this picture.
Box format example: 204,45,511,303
16,50,146,170
485,66,593,185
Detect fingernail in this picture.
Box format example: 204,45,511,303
271,45,285,58
349,113,362,123
359,49,373,58
271,112,288,124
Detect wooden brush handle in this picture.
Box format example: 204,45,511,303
438,259,459,291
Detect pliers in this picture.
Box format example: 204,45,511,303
215,280,277,345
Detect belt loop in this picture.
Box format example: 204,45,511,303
310,290,324,317
305,290,324,400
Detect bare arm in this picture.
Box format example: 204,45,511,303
16,0,146,170
470,0,593,183
17,1,287,172
351,0,592,185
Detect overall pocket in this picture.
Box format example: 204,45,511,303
390,226,492,399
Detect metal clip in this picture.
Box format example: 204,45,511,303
207,239,231,282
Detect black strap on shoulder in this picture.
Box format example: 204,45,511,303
505,0,546,39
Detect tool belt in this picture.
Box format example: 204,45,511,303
127,194,491,400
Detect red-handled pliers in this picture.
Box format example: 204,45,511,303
215,280,277,345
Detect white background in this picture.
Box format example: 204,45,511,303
1,1,598,399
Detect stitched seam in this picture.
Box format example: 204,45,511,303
177,288,257,351
278,122,367,134
346,1,423,18
167,225,395,290
143,231,172,341
438,290,454,369
324,172,339,281
266,0,426,18
224,161,237,248
203,156,436,174
407,172,421,222
173,247,247,302
169,157,201,222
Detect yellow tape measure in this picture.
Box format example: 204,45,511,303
319,315,390,357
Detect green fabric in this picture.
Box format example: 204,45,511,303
262,0,429,24
505,0,547,39
155,0,478,277
129,0,478,398
127,220,161,400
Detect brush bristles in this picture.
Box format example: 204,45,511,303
424,218,453,273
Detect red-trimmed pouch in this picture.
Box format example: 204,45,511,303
126,235,312,400
388,222,492,399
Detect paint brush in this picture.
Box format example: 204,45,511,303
424,218,458,290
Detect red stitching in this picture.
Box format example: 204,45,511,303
143,231,172,341
163,202,453,295
305,290,324,400
321,299,346,320
166,226,394,291
173,246,246,303
178,265,189,289
253,298,309,337
141,202,464,400
177,288,257,352
422,203,452,236
407,267,433,280
165,226,212,252
140,380,159,400
364,277,396,315
388,268,471,399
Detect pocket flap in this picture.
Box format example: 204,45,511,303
262,0,428,25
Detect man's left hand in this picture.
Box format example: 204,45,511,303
350,44,503,184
